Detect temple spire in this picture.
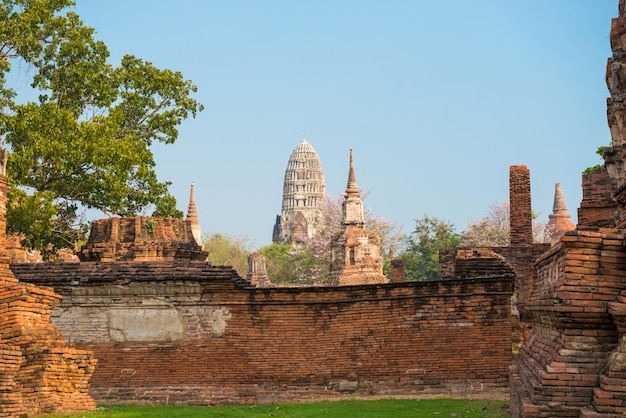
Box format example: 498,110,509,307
342,148,364,227
345,148,360,198
272,139,326,243
186,183,199,224
186,183,202,246
552,183,567,213
545,182,575,244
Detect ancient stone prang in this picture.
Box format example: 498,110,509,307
273,139,326,243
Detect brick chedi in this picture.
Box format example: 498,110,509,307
328,149,387,285
79,185,207,262
0,164,96,416
186,183,203,246
510,2,626,416
78,217,207,262
273,139,326,243
544,183,576,244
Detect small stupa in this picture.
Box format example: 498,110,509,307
328,149,388,286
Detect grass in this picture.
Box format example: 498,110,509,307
41,398,510,417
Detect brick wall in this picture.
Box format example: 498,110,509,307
14,261,514,405
510,229,626,417
0,176,96,416
578,168,618,228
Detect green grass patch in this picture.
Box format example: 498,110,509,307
41,398,510,417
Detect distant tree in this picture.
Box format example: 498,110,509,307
460,201,547,246
204,233,252,277
460,202,510,247
1,0,203,258
399,215,461,281
257,242,299,284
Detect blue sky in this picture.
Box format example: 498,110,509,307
32,2,623,247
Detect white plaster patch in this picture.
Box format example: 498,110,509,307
208,307,231,336
108,307,185,343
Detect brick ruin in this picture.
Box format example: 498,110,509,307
0,175,96,417
544,183,576,244
14,257,515,405
509,1,626,416
3,3,626,414
0,141,518,407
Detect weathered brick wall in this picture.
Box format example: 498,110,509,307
510,229,626,417
78,217,207,262
14,261,514,405
0,175,96,417
578,168,618,228
441,244,550,346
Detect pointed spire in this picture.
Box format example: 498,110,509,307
345,148,360,198
552,183,568,213
545,182,575,244
186,183,199,224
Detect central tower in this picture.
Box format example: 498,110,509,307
272,139,326,243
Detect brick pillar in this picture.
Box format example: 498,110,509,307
509,165,533,246
390,259,405,282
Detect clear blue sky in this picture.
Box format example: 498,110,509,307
44,2,624,247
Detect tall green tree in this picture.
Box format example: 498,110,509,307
399,215,461,281
0,0,202,257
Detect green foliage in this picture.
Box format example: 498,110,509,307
399,214,461,281
203,233,252,277
582,164,603,175
41,399,510,417
582,145,608,174
257,242,300,284
143,218,155,234
0,0,199,257
7,186,87,259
